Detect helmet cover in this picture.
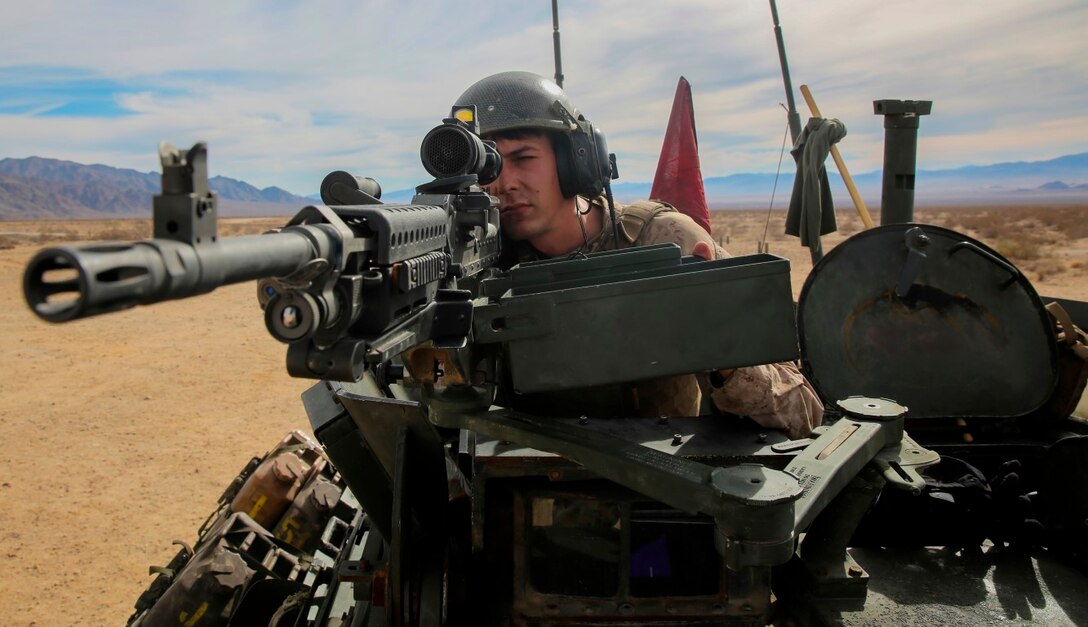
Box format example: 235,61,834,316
454,71,582,136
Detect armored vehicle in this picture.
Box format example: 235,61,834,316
22,103,1088,626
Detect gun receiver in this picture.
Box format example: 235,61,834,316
23,118,503,382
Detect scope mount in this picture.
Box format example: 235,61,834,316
416,174,480,195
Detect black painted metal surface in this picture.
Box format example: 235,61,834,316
798,223,1058,418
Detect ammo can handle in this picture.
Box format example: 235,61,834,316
949,241,1019,287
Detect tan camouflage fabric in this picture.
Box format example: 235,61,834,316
707,364,824,440
582,199,728,258
584,199,824,439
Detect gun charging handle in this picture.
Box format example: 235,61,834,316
261,278,327,343
258,255,340,344
320,171,382,206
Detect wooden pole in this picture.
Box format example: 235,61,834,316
799,84,875,229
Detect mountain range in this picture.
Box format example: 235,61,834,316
0,156,310,220
1,152,1084,220
655,152,1088,208
366,152,1088,207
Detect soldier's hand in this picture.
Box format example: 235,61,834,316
709,368,737,388
692,241,713,261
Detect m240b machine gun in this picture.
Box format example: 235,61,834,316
22,117,1087,626
26,115,502,382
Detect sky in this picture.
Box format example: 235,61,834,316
1,0,1085,197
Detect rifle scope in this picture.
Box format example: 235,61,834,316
420,119,502,185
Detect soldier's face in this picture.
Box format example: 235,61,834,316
486,134,570,242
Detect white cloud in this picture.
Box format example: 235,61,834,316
1,0,1085,195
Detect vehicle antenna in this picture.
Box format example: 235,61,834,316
769,0,801,145
552,0,564,88
758,105,794,254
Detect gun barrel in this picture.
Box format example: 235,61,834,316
24,228,328,323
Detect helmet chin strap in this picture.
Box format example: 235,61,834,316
575,199,591,253
572,192,620,254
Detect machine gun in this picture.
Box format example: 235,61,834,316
24,114,502,382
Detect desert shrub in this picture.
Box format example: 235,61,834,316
937,205,1088,241
1031,206,1088,239
74,218,289,241
955,211,1009,241
1029,259,1069,283
94,221,151,241
219,218,287,237
990,227,1052,262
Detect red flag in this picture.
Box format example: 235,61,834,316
650,76,711,234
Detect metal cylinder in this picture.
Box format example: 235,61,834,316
23,226,332,323
874,99,932,225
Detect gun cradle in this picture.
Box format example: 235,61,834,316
308,375,930,625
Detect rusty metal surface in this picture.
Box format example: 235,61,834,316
798,224,1057,418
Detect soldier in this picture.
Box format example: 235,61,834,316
455,71,823,438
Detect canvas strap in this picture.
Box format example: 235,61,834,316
617,200,677,244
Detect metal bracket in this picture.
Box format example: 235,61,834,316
424,394,929,572
895,226,930,298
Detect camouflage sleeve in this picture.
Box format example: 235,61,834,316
706,363,824,439
636,212,729,259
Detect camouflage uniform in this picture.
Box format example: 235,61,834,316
509,198,824,439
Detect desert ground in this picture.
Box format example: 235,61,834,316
1,205,1085,625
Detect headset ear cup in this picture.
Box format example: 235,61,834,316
592,126,612,184
551,132,578,198
552,123,610,199
571,124,606,198
552,125,613,198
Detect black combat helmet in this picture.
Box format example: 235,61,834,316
454,71,613,199
454,70,583,136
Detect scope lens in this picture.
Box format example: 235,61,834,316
421,123,481,179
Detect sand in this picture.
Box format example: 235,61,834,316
1,207,1085,625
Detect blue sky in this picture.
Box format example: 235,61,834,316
1,0,1085,196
